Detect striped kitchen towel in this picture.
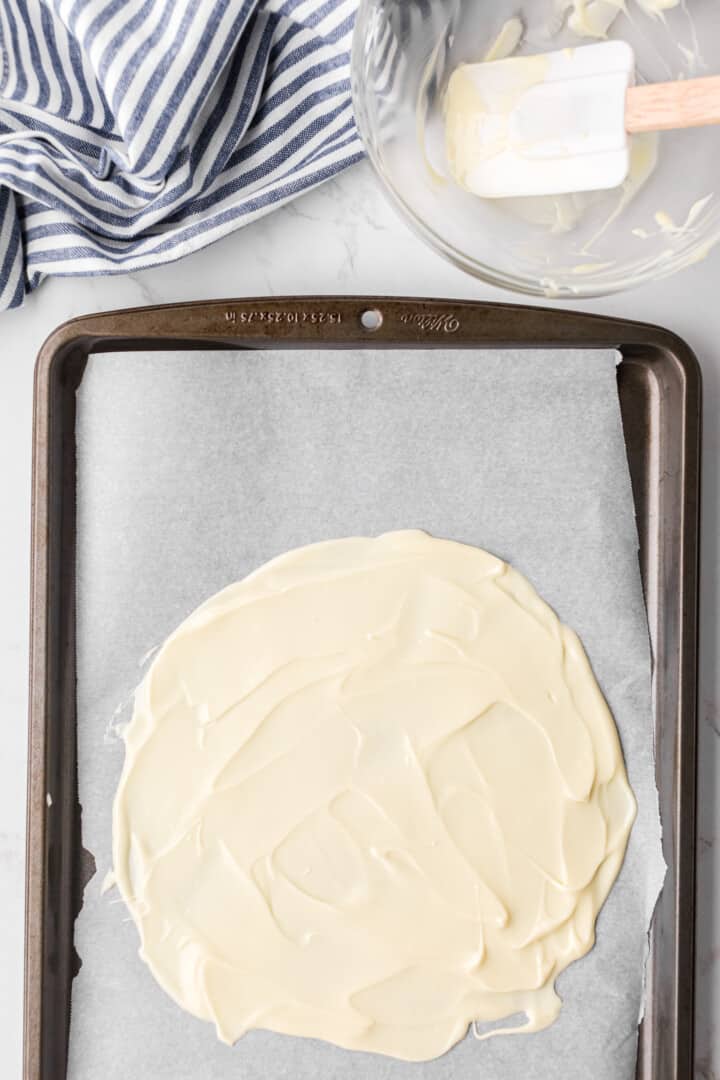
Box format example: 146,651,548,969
0,0,364,310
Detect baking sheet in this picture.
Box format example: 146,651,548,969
71,347,666,1080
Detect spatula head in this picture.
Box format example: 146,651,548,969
445,41,635,198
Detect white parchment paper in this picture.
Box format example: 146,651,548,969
71,348,666,1080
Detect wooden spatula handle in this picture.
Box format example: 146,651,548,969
626,75,720,134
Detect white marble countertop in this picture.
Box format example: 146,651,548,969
1,160,717,1078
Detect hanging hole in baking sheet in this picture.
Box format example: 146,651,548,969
360,308,383,331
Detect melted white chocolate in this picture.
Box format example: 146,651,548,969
483,16,525,63
444,54,551,192
113,530,636,1061
563,0,680,39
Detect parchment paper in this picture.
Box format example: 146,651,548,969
71,348,666,1080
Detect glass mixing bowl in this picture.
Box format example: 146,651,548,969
351,0,720,298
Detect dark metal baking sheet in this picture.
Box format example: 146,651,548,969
25,297,700,1080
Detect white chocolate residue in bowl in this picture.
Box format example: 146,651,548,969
564,0,680,40
113,530,636,1061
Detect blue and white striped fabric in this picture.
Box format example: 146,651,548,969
0,0,363,310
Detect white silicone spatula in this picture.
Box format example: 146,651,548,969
444,41,720,199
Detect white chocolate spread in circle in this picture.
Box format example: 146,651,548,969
112,530,636,1061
